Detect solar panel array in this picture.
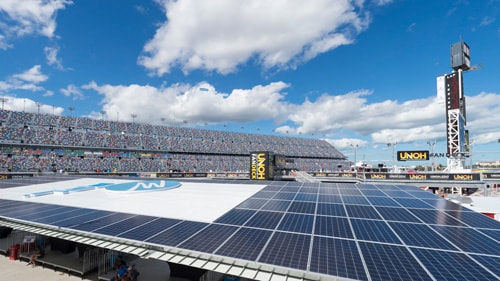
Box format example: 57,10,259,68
1,180,499,281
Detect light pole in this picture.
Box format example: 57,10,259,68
68,106,75,117
100,110,106,120
350,144,359,166
0,98,7,110
387,143,397,173
36,102,43,114
427,139,436,171
131,114,137,123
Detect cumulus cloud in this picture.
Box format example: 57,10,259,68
0,65,48,92
84,80,290,124
79,78,500,147
138,0,371,75
13,65,48,83
0,0,72,46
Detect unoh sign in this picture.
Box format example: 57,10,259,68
397,150,430,161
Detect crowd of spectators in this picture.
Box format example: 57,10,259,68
0,109,349,173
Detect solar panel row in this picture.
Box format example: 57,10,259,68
1,180,499,281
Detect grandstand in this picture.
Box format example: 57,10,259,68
0,109,348,174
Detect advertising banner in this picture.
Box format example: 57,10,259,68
397,150,430,161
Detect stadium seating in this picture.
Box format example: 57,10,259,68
0,109,349,173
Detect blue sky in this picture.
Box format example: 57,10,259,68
1,0,500,167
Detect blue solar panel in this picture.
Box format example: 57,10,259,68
215,227,272,261
360,242,431,281
341,195,370,205
262,185,283,192
214,209,256,225
408,208,465,226
469,254,500,278
294,193,317,202
366,196,400,207
146,220,208,246
179,224,239,253
15,205,75,221
314,215,353,238
258,232,310,270
244,210,283,229
351,219,401,244
271,191,296,200
93,215,158,236
250,190,276,199
287,201,316,214
316,203,346,217
310,236,368,280
411,248,498,281
392,198,433,209
236,198,268,210
71,212,136,232
318,194,342,203
337,188,362,196
421,198,468,210
477,229,500,242
345,205,382,219
431,225,500,255
375,206,421,222
359,189,386,197
118,217,181,241
277,213,314,234
317,186,340,194
0,202,61,218
261,199,291,212
445,210,500,229
382,190,413,198
49,209,113,227
389,222,458,250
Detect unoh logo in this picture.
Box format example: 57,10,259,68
23,180,181,198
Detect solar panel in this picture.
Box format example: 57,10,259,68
316,203,346,217
345,204,382,219
389,222,458,250
244,210,283,229
431,225,500,255
366,196,400,207
261,199,291,211
258,231,310,270
341,195,371,205
359,242,431,281
1,180,499,281
215,227,272,260
444,210,500,229
411,248,498,281
310,236,368,280
350,219,401,244
214,209,256,226
118,217,181,241
375,206,421,222
146,220,208,246
314,215,353,238
179,224,239,253
408,208,466,226
277,213,314,234
287,201,316,214
93,215,158,236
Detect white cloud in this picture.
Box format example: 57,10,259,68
0,65,48,93
138,0,370,75
81,80,500,147
13,65,48,83
84,80,289,124
60,84,84,100
0,0,72,42
44,46,64,70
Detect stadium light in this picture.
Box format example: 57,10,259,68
0,98,7,110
